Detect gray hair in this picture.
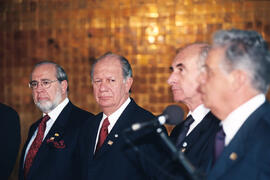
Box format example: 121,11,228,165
213,29,270,94
197,43,211,70
199,44,211,62
90,52,133,81
31,61,69,92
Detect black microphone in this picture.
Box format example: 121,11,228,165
129,105,185,132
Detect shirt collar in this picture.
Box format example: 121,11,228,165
102,97,131,132
186,104,210,135
44,98,69,122
222,94,265,146
188,104,210,122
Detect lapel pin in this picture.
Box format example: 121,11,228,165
114,134,119,138
108,140,114,146
229,152,238,161
54,133,60,137
182,142,188,147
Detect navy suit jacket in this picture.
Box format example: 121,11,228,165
208,101,270,180
19,102,94,180
169,112,220,178
75,98,170,180
0,103,21,180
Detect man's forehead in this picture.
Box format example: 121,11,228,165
173,51,199,68
172,52,187,66
33,65,55,75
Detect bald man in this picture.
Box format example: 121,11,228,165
168,43,219,178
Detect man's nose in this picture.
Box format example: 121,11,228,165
167,73,175,86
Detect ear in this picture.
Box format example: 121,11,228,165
125,77,133,93
230,70,247,91
60,80,68,94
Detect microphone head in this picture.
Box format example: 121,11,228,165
163,105,185,125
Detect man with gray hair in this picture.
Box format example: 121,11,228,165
168,43,220,178
75,52,169,180
198,29,270,179
19,61,94,180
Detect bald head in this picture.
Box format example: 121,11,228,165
175,43,210,70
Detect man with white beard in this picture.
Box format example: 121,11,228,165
19,61,94,180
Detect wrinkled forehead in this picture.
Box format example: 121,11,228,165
97,56,121,68
93,58,123,76
172,49,201,70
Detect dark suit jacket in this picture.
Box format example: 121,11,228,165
75,98,170,180
169,112,220,179
0,103,21,180
19,101,94,180
208,101,270,180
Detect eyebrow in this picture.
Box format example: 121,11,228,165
176,63,184,68
169,63,184,71
30,79,51,82
203,64,209,69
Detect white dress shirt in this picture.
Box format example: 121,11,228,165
222,94,265,146
23,98,69,163
186,104,210,136
94,97,131,152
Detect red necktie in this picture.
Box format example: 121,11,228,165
96,117,110,152
24,115,50,179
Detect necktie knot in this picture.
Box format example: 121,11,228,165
42,115,50,123
184,115,195,127
38,115,50,133
216,126,225,140
102,118,110,129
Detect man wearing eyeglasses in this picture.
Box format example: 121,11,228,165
19,61,94,180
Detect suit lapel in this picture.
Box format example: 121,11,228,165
26,102,73,179
181,112,218,152
210,102,269,179
87,113,102,159
210,128,246,179
19,119,41,179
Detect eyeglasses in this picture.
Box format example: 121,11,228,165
29,79,59,89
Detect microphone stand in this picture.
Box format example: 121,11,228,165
156,127,206,180
123,128,182,180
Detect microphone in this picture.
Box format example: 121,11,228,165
129,105,185,131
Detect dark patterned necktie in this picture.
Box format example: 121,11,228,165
176,115,195,148
214,126,226,163
24,115,50,179
96,117,110,152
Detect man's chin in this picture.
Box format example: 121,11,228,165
36,101,53,113
173,96,185,103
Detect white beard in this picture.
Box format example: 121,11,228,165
35,89,62,113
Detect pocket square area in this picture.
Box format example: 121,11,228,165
47,138,66,149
